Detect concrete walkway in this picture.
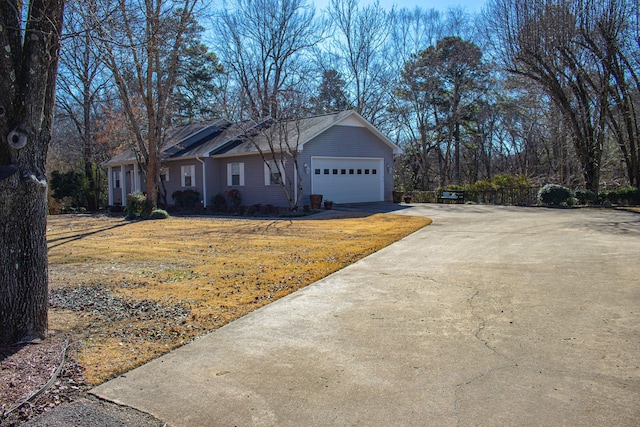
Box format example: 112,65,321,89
90,204,640,426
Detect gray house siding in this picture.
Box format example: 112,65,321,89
298,125,394,202
218,154,295,207
205,158,222,205
162,159,203,205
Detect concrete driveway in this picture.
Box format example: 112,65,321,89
92,205,640,426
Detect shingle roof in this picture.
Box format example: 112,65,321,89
105,119,232,165
105,110,400,165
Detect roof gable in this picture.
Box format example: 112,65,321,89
216,110,401,157
297,111,400,153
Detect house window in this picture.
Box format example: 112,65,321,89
227,162,245,186
181,165,195,187
365,169,370,175
333,169,338,175
264,160,285,185
160,167,170,182
372,169,377,174
324,169,330,175
113,171,121,188
341,169,346,175
315,169,320,175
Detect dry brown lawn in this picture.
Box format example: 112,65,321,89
47,212,431,385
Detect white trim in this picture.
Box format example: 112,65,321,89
294,162,298,207
181,164,196,187
264,159,286,186
108,166,113,205
120,165,126,204
160,166,170,182
196,157,207,208
310,156,384,202
227,162,245,186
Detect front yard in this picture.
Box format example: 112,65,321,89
46,212,431,385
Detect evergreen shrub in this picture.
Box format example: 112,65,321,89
574,189,597,205
537,184,573,206
150,209,170,220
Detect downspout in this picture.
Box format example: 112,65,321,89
121,165,126,205
196,156,207,208
294,162,298,210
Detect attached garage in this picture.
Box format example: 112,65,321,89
311,157,384,203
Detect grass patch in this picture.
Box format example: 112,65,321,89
47,213,431,384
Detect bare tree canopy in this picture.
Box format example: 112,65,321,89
56,0,113,211
486,0,640,191
325,0,392,124
215,0,322,120
0,0,65,345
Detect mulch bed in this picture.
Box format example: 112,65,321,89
0,332,87,426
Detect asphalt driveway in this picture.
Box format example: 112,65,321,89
91,204,640,426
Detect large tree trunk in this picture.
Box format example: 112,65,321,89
0,0,64,345
0,171,49,344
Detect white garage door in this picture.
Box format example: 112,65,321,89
311,157,384,203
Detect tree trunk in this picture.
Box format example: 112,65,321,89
0,176,49,344
0,0,64,345
454,121,461,184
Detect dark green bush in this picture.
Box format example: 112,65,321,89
618,186,640,205
537,184,573,206
601,187,640,205
574,189,597,205
172,189,201,209
50,170,89,208
150,209,170,220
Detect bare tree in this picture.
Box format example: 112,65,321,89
215,0,322,120
0,0,65,344
590,0,640,187
91,0,200,212
486,0,618,192
56,0,111,210
387,7,445,71
325,0,393,125
240,117,306,210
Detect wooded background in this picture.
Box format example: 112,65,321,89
49,0,640,210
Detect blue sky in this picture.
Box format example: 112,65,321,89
313,0,486,13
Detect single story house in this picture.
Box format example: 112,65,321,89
105,110,401,208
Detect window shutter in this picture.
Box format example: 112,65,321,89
239,163,245,186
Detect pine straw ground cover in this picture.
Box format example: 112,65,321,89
46,212,431,386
